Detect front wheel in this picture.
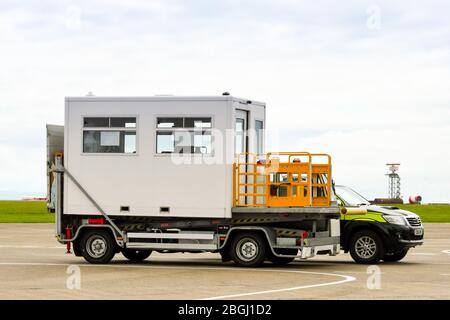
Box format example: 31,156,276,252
80,229,116,264
383,248,409,262
122,249,152,262
229,232,267,267
349,230,384,264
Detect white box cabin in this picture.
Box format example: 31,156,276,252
64,96,266,219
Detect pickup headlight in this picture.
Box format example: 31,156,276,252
383,215,407,226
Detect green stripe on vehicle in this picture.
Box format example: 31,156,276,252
340,212,386,223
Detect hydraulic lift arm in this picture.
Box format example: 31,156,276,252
51,158,124,240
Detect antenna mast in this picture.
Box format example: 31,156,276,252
386,163,401,199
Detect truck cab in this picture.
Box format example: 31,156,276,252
336,185,424,264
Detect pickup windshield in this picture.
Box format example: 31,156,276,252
335,185,370,206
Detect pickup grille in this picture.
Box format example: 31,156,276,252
406,217,422,227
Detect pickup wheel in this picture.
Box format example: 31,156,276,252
80,229,116,264
229,232,267,267
122,249,152,262
349,230,384,264
383,248,409,262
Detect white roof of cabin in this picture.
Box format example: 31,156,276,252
65,95,265,107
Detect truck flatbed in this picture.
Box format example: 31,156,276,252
231,206,339,214
231,207,340,223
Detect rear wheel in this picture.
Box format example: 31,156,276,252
349,230,384,264
80,229,116,264
229,232,267,267
122,249,152,262
383,248,409,262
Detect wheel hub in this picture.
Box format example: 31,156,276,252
236,238,258,262
87,235,107,258
355,236,376,259
242,243,256,257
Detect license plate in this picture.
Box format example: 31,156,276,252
414,228,423,236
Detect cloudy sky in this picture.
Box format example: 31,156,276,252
0,0,449,202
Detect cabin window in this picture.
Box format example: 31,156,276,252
184,117,212,128
157,117,183,128
83,117,109,127
82,117,137,154
156,117,212,154
110,117,136,128
235,119,245,154
255,120,264,154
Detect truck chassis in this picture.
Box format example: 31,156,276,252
52,157,340,267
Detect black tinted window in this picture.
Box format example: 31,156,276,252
157,117,183,128
110,117,136,128
184,117,212,128
83,117,109,127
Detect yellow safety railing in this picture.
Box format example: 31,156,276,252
233,152,332,207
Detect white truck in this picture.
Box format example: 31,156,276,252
47,94,340,267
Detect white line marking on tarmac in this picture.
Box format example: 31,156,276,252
202,272,356,300
0,245,62,249
0,262,356,300
333,270,385,274
441,250,450,255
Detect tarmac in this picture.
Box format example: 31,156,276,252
0,223,449,299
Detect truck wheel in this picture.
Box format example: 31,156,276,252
80,229,116,264
383,248,409,262
349,230,384,264
229,232,267,267
122,249,152,262
268,249,297,265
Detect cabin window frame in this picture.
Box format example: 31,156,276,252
81,116,138,155
155,116,214,155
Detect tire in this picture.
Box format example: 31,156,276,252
383,248,409,262
349,230,384,264
80,229,116,264
229,232,267,267
122,249,152,262
268,249,297,266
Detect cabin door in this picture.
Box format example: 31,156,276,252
235,109,250,204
